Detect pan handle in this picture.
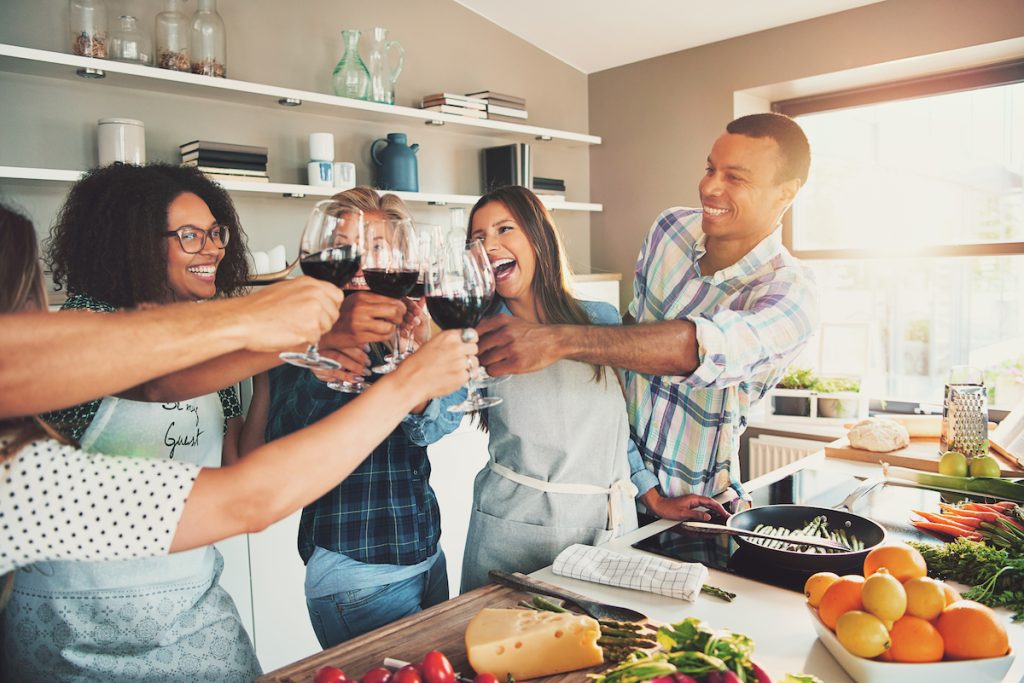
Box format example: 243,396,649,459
835,476,883,512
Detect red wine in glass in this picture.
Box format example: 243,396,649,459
300,249,361,288
426,293,491,330
407,279,426,299
362,268,419,298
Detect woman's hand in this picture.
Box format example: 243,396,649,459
311,347,371,385
399,297,431,351
391,329,478,403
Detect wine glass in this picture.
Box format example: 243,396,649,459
363,216,420,374
396,222,441,361
279,200,363,370
425,239,501,413
465,238,510,388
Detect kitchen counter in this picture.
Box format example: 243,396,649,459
532,452,1024,682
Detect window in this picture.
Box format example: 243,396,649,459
775,63,1024,409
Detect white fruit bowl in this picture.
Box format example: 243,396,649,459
806,605,1014,683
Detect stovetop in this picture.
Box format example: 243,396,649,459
632,466,975,593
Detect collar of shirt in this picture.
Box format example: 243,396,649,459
691,223,784,285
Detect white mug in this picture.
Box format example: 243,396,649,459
307,160,334,187
308,132,335,162
333,161,355,190
97,118,145,166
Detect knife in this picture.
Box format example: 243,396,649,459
488,569,647,623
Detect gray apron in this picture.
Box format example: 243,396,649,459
1,394,261,682
461,360,638,592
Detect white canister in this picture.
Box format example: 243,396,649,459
307,160,334,187
97,118,145,166
308,132,335,162
333,161,355,190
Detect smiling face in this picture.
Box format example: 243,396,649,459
698,133,798,247
164,192,224,302
469,200,537,311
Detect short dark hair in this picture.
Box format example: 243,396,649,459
727,113,811,185
46,163,250,307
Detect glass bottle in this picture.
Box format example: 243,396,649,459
110,15,152,65
69,0,108,58
366,27,404,105
332,29,370,100
190,0,226,77
155,0,190,71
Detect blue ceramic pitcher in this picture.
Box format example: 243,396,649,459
371,132,419,192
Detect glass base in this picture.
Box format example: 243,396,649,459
474,370,510,387
279,351,342,371
447,394,502,413
326,380,366,394
371,358,398,374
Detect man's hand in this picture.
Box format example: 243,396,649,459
322,291,405,349
476,314,563,376
311,346,372,385
640,489,731,522
235,277,344,353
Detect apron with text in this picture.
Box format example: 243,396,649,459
1,394,261,682
460,360,639,592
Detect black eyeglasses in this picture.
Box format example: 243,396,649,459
164,224,230,254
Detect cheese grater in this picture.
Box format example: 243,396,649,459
940,367,989,456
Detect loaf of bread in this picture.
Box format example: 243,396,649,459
847,417,911,452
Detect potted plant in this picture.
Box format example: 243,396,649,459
815,376,862,418
773,367,817,416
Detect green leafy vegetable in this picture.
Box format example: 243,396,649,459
908,538,1024,621
780,675,824,683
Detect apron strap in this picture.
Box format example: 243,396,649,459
486,461,638,534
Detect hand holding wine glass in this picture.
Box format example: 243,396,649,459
386,329,480,406
279,200,364,370
362,217,420,373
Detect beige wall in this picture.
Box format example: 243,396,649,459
589,0,1024,309
0,0,593,271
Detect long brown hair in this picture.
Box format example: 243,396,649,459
467,186,602,381
0,203,50,607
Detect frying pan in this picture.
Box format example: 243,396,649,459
727,504,887,572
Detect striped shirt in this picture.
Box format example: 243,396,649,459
626,207,818,500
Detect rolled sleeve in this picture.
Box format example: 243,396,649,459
627,437,659,497
675,276,818,390
401,387,468,446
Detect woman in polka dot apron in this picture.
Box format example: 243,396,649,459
1,166,261,682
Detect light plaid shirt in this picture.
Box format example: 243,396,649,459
626,207,819,501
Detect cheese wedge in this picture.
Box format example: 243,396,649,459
465,608,604,679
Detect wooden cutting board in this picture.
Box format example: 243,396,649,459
825,437,1024,475
257,584,627,682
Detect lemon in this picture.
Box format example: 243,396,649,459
836,610,892,658
904,576,946,621
938,451,968,477
969,455,1001,478
861,567,907,623
804,572,840,608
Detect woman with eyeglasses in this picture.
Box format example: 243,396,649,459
3,163,263,680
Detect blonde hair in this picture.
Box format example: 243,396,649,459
329,186,412,222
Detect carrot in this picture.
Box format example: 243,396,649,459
992,501,1018,510
996,514,1024,533
936,513,982,528
911,520,978,538
962,502,1014,513
912,510,974,530
938,503,1000,522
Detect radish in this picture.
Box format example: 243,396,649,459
750,662,773,683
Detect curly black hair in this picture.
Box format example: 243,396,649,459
46,163,250,307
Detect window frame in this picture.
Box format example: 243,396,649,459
773,59,1024,260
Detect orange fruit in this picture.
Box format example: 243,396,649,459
903,576,946,621
804,572,840,608
819,575,865,630
862,544,928,583
936,600,1009,660
942,582,962,606
887,615,944,662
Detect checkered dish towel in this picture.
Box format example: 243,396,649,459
552,544,708,602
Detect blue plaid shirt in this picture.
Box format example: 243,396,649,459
265,350,466,565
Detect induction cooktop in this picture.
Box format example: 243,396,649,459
632,466,972,592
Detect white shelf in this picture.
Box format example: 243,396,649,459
0,43,600,147
0,166,603,212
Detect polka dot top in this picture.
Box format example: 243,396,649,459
0,435,199,574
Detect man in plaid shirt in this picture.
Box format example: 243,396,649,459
264,342,465,647
476,113,819,520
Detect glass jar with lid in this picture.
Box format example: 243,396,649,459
190,0,226,77
110,15,152,65
69,0,108,58
155,0,190,71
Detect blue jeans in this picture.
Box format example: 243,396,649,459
306,551,449,648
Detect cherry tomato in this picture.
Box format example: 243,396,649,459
360,667,393,683
473,674,499,683
313,666,350,683
420,650,455,683
392,665,422,683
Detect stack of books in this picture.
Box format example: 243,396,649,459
467,91,528,123
419,93,487,119
482,143,531,192
179,140,269,183
532,176,566,202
